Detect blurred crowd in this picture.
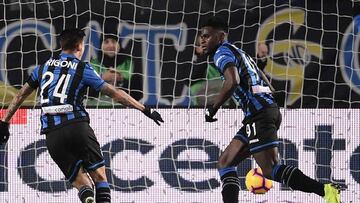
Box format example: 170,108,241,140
83,30,270,107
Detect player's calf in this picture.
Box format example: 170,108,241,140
89,166,111,202
78,185,95,203
95,182,111,203
271,164,325,197
72,167,95,202
216,139,248,203
218,167,240,203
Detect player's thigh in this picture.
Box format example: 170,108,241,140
82,125,107,181
247,107,281,154
218,138,249,168
88,166,107,183
45,123,89,182
252,147,280,179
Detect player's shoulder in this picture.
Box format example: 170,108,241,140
84,61,92,68
213,42,236,66
77,60,95,71
83,61,102,77
214,42,235,58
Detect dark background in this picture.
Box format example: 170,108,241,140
0,0,356,108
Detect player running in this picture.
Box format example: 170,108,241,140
200,17,340,203
0,28,163,203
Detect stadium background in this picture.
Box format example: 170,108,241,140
0,0,357,108
0,0,359,202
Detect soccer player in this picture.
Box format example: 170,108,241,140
0,28,163,203
200,17,340,203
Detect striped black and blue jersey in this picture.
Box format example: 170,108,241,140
26,53,105,133
213,41,277,118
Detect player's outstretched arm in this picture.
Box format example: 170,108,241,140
0,83,35,144
100,83,164,125
205,66,239,122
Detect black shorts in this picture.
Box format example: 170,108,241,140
45,121,105,182
234,107,282,153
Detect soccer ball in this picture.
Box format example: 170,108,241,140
245,168,272,194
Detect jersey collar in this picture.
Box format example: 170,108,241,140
220,40,230,46
60,52,78,60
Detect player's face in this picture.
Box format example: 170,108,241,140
102,38,120,58
199,26,222,55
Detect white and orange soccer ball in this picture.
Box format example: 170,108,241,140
245,167,273,194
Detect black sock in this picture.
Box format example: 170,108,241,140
95,182,111,203
219,167,240,203
78,185,94,203
272,164,325,196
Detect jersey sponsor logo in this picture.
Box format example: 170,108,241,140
42,104,73,115
45,59,78,69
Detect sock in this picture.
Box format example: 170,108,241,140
78,185,94,203
218,167,240,203
272,164,325,196
95,181,111,203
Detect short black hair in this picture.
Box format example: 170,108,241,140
201,16,229,33
59,28,86,50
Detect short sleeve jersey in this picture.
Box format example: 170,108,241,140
213,41,277,118
27,53,105,133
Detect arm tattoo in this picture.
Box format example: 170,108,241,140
100,83,116,98
100,83,133,107
100,83,145,111
3,83,34,122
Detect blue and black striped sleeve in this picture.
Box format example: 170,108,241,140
26,65,40,88
214,46,236,73
83,63,105,91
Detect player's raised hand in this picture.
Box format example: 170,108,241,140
205,106,218,122
0,120,10,144
142,107,164,126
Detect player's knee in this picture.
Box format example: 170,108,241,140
261,166,273,179
260,161,279,179
261,161,280,179
72,173,92,189
92,172,107,183
90,168,107,183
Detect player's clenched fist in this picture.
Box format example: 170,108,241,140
0,120,10,144
142,107,164,126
